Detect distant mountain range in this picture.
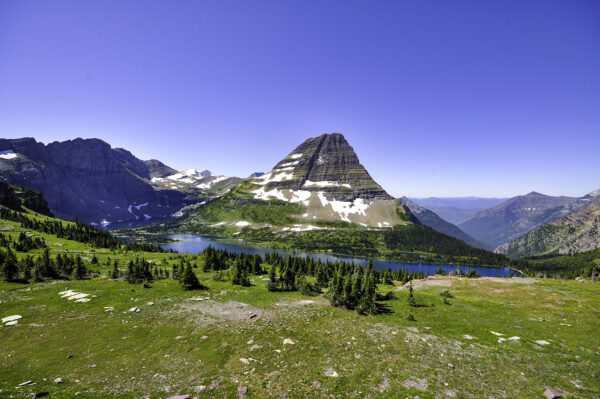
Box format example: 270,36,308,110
0,137,241,226
410,197,507,225
457,191,600,249
398,197,489,249
496,198,600,258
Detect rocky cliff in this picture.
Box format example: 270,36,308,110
0,137,186,225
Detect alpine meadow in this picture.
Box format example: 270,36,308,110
1,1,599,398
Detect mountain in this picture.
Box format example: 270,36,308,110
144,159,179,178
172,133,409,231
496,198,600,258
0,180,53,216
149,167,242,199
410,197,507,225
398,197,490,249
458,191,600,248
160,133,506,265
0,137,240,226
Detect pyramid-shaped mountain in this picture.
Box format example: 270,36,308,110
173,133,410,231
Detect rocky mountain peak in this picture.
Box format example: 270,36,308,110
261,133,392,202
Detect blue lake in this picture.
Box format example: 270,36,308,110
161,233,519,277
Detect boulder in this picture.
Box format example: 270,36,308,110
543,388,563,399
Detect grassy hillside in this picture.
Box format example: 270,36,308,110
1,209,599,398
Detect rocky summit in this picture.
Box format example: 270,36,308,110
240,133,408,227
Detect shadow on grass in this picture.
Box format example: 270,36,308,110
375,302,394,315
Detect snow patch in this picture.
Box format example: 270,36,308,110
304,180,351,189
252,186,288,202
134,203,148,210
209,222,227,227
290,225,321,231
279,161,299,167
0,150,17,160
144,214,152,220
289,153,302,159
235,221,251,227
289,190,312,206
2,315,22,324
317,192,370,222
100,219,111,226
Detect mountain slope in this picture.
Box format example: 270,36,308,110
458,191,599,248
496,199,600,258
0,137,241,226
399,197,490,249
172,133,410,231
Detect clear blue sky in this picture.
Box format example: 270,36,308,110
1,0,599,197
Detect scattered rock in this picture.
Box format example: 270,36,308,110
239,358,250,365
246,339,254,345
201,336,208,339
31,392,49,398
283,338,295,345
175,336,183,340
237,386,248,397
462,334,476,340
378,377,390,392
194,386,206,392
402,377,428,391
18,381,33,386
128,307,140,313
490,331,504,336
167,395,190,399
147,302,154,306
535,340,550,346
54,378,63,384
448,363,454,369
67,355,74,359
324,368,338,377
544,388,564,399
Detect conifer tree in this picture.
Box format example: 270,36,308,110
267,265,278,291
73,256,88,280
407,282,417,307
180,263,202,290
111,260,120,279
1,248,18,281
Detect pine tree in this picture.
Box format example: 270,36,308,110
111,260,120,279
1,248,19,281
73,256,88,280
357,270,377,314
180,263,202,290
267,265,278,291
232,260,250,286
407,282,417,307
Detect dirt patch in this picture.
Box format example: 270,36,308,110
397,276,538,291
177,300,265,322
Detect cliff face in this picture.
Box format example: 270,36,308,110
268,133,393,202
0,137,185,225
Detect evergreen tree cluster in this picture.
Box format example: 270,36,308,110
0,246,88,282
201,248,427,314
0,208,168,253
